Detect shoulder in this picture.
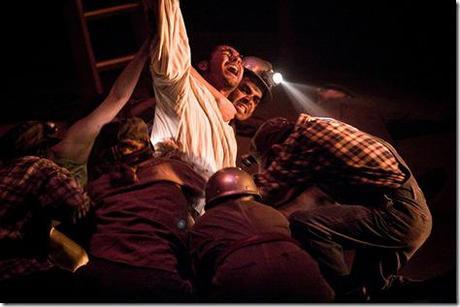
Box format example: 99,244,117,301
12,156,59,170
252,200,285,214
29,156,72,177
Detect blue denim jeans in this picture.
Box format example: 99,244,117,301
289,177,432,293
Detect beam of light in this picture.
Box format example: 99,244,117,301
282,81,329,116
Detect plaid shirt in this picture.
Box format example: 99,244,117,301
0,156,91,281
254,113,407,204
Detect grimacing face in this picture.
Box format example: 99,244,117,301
229,76,263,121
206,45,244,91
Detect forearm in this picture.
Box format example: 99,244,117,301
89,38,152,123
52,39,151,163
256,180,302,207
254,138,314,205
255,172,304,206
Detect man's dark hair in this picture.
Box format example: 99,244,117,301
190,39,243,66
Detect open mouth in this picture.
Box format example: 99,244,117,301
226,64,240,77
235,102,248,114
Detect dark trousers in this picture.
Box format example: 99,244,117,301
206,241,334,302
289,178,432,293
73,257,192,302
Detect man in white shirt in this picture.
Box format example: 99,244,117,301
145,0,243,181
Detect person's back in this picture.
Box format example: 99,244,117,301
190,168,333,302
250,114,432,301
191,199,293,276
87,157,203,275
75,117,205,302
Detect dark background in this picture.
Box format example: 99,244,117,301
1,0,457,298
2,0,456,120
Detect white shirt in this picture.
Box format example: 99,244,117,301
149,0,237,179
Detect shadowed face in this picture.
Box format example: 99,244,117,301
229,76,263,121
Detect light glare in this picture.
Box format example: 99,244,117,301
272,72,283,84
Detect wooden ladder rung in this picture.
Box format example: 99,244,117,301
96,54,136,71
84,3,141,20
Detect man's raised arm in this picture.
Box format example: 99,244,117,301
51,38,152,164
145,0,191,88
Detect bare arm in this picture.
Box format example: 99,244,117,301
51,38,152,164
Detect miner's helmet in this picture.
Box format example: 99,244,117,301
205,167,261,210
242,56,277,103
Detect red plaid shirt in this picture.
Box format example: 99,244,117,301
254,114,407,204
0,156,91,281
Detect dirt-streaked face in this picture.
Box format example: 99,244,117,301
229,77,263,121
